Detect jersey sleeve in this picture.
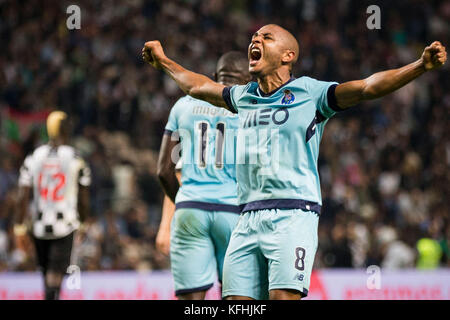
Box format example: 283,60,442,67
18,156,33,187
164,96,186,134
305,77,343,119
222,84,249,113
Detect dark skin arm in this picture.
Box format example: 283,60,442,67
157,134,180,203
15,186,31,251
16,186,31,225
142,41,229,111
77,184,90,223
143,41,446,111
335,41,447,108
156,171,182,256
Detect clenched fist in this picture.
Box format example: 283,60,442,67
422,41,447,71
142,40,166,69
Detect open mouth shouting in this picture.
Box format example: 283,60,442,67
249,46,262,67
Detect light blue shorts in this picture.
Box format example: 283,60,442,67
170,208,239,296
222,208,319,299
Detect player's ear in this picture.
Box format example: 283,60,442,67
281,50,296,65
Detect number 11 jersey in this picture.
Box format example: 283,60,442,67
164,95,240,213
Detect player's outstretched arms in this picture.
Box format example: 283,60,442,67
335,41,447,109
142,41,230,111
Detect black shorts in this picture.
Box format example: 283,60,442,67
33,232,74,274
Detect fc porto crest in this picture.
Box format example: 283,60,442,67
281,89,295,105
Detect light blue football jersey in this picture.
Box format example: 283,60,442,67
165,95,240,213
222,76,342,214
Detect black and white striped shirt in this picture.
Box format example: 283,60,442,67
18,144,91,239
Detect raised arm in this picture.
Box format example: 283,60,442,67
335,41,447,109
142,41,230,111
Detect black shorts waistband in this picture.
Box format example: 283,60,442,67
175,201,241,214
239,198,321,215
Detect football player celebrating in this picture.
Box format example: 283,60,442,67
143,24,446,300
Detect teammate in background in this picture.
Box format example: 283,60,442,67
156,162,181,256
142,24,447,300
156,52,251,300
15,111,91,300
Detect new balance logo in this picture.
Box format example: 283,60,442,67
294,273,304,281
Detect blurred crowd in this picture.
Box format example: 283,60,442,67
0,0,449,273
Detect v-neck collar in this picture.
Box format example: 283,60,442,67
256,76,296,97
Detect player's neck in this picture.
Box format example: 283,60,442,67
257,69,292,94
49,137,67,147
